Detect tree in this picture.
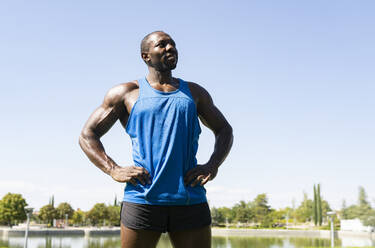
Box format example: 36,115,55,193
39,204,58,227
251,194,272,226
358,186,369,206
0,193,27,226
72,209,85,226
56,202,74,220
217,207,235,223
356,186,375,226
107,205,121,226
268,209,287,227
317,184,322,226
320,199,331,221
295,192,313,223
340,187,375,227
86,203,109,226
49,195,54,208
362,211,375,227
313,185,318,226
341,200,349,219
233,200,253,223
211,207,225,225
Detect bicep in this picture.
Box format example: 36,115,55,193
82,104,119,138
81,86,126,138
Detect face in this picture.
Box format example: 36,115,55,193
142,32,178,72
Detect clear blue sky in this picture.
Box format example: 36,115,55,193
1,0,374,211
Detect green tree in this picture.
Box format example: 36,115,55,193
341,200,349,219
56,202,74,220
358,186,369,206
39,204,58,226
0,193,27,226
356,186,375,226
251,194,272,226
362,211,375,227
317,184,322,226
87,203,109,226
233,200,253,223
267,209,286,228
49,195,54,208
313,185,318,226
345,204,360,219
72,209,85,226
339,187,375,227
295,192,313,223
107,205,121,226
211,207,225,225
217,207,235,223
320,199,331,221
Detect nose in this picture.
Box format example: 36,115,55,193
166,43,176,52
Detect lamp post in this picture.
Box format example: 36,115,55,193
24,207,34,248
327,211,336,248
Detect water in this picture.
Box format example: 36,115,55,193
1,234,374,248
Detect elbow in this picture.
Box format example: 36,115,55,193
79,130,90,150
227,123,233,136
216,123,234,141
226,124,234,145
223,122,233,137
78,133,86,150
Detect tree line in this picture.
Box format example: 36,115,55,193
0,194,121,227
1,185,374,228
211,185,375,228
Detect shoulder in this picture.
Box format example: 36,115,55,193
103,80,139,107
185,81,213,106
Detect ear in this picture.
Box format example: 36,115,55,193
141,52,150,63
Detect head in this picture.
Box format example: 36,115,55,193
140,31,178,72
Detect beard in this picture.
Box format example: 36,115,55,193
151,54,178,72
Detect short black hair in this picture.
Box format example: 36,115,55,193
140,31,169,53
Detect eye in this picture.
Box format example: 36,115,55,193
157,41,166,48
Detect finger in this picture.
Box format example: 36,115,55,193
130,169,145,177
129,178,137,186
142,168,149,175
191,175,205,187
184,167,199,178
135,166,146,172
140,168,151,184
184,169,198,185
136,174,146,186
143,173,151,184
200,174,211,186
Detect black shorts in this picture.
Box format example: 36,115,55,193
120,201,211,233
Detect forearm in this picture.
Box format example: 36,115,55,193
206,124,233,168
79,131,120,175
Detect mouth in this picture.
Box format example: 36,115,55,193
166,54,175,58
166,54,177,63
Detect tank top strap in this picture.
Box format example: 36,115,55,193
138,77,192,99
136,77,154,99
177,78,194,100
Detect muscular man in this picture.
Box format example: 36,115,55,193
79,31,233,248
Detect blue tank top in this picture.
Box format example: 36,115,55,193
123,77,207,205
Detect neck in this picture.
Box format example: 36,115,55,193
147,68,173,85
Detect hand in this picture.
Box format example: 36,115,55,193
184,163,218,187
110,166,151,186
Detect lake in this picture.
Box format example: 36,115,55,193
1,234,375,248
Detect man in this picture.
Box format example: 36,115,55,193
79,31,233,248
